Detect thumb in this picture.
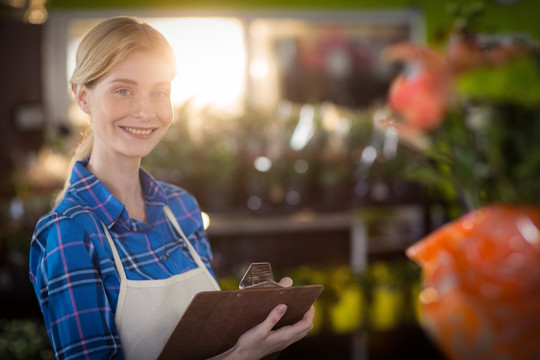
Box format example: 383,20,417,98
260,304,287,333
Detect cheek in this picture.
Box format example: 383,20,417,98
102,98,130,118
91,95,129,125
158,103,174,127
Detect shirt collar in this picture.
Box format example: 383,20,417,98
140,167,169,206
66,158,169,227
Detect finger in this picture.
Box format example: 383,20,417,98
259,304,288,334
269,306,315,346
303,305,316,321
293,305,316,334
278,277,293,287
293,305,315,333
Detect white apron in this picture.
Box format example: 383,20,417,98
102,206,220,360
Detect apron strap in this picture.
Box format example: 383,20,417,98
163,205,207,270
163,206,220,290
101,222,128,282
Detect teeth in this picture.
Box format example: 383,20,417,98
124,127,153,135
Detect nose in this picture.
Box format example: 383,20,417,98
134,96,155,121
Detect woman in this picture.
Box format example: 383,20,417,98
29,16,314,360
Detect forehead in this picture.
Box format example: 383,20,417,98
101,50,175,85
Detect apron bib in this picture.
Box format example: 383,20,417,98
102,206,220,360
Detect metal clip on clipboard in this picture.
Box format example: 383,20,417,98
239,262,283,289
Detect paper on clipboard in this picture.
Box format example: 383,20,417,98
158,263,324,360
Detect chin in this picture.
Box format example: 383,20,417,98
121,143,159,159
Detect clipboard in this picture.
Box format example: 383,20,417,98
158,263,324,360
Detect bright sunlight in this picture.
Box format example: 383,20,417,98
151,18,246,114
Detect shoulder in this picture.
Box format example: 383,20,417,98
32,197,103,248
157,181,205,230
158,181,201,211
157,181,193,198
29,198,107,284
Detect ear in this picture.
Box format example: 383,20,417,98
73,84,91,114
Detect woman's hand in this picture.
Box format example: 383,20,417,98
232,302,315,360
209,277,316,360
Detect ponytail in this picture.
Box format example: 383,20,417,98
54,129,93,205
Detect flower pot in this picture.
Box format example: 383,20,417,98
406,204,540,360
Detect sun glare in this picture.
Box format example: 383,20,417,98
150,18,246,114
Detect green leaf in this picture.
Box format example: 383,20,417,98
456,58,540,106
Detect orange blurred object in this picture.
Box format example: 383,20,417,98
407,205,540,360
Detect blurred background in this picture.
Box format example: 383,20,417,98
1,0,539,359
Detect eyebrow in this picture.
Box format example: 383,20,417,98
110,79,171,87
110,79,137,85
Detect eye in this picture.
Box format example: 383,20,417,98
116,88,131,96
153,90,170,99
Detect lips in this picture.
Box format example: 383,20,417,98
121,126,155,136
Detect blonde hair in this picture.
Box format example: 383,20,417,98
55,16,176,204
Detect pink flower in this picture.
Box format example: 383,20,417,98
385,43,452,132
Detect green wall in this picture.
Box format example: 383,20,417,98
47,0,540,44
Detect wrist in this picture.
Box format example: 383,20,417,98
207,343,247,360
227,343,249,360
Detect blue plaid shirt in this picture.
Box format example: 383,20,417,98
29,158,215,359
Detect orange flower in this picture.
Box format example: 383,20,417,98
407,205,540,360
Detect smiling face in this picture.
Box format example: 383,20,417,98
75,50,175,162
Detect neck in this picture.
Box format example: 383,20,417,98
87,151,147,222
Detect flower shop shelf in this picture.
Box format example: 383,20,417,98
207,205,428,274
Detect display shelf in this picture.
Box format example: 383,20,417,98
207,210,352,237
206,205,430,275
